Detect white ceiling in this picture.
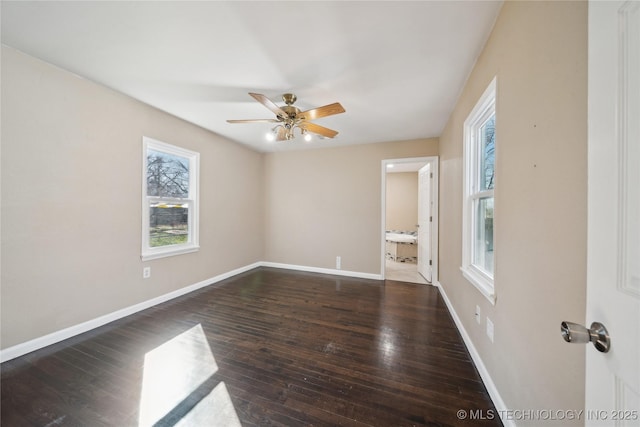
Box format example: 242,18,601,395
1,1,502,153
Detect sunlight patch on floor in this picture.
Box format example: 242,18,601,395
138,323,240,427
175,381,241,427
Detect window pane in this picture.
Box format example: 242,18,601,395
474,197,494,274
149,202,189,247
480,114,495,191
147,149,190,198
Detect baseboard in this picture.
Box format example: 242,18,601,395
3,263,504,426
434,280,515,427
259,261,383,281
1,261,382,363
0,262,262,363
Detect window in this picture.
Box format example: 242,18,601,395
462,77,496,303
142,137,199,261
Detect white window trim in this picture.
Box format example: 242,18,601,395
461,77,496,304
142,137,200,261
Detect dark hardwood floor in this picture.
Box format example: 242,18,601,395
1,267,502,426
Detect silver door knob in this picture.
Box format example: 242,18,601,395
560,321,610,353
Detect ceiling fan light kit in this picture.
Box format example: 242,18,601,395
227,93,345,142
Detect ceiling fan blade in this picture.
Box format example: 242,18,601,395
227,119,279,124
299,102,345,121
249,92,288,118
300,122,339,138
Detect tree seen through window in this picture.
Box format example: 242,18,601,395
147,150,190,247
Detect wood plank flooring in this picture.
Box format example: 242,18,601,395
1,267,502,426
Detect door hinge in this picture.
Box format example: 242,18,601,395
429,260,432,266
429,216,432,222
430,172,433,178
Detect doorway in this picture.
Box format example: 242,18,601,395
381,156,439,284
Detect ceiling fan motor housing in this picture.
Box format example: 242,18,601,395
281,105,300,120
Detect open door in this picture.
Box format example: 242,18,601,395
582,1,639,422
381,157,438,284
418,164,432,282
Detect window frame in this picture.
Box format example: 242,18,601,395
461,77,497,304
142,136,200,261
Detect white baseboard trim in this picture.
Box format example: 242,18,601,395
260,261,383,281
4,262,508,425
434,280,515,427
1,262,380,363
0,262,262,363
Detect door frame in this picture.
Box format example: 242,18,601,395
381,156,439,282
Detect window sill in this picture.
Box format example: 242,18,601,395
142,244,199,262
460,265,496,305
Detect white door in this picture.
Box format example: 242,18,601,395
586,1,639,423
418,164,432,282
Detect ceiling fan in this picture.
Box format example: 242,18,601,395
227,93,345,141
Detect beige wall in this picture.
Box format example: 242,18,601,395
386,172,418,231
264,139,437,274
438,1,587,421
1,46,439,350
1,3,589,417
1,46,264,349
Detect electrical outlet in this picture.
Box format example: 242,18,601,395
486,317,494,342
336,256,341,270
143,266,151,279
475,305,481,324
